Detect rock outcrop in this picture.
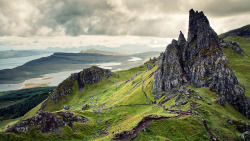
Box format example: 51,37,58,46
5,111,88,134
219,38,246,56
40,66,113,110
153,9,250,118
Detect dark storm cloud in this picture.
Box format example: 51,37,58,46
0,0,249,37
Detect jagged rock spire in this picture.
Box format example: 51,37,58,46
153,9,250,118
177,31,186,45
188,9,210,42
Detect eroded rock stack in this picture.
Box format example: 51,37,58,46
153,9,250,118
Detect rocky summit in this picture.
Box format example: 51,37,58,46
153,9,250,118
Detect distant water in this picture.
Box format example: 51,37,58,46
0,57,143,92
0,62,123,92
96,62,121,69
0,54,52,70
0,70,81,92
128,57,142,62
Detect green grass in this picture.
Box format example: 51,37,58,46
222,36,250,97
42,63,152,112
132,116,209,141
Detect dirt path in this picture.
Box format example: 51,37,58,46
201,117,219,141
112,98,218,141
113,112,191,141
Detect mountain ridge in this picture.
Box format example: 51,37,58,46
220,24,250,38
80,49,128,56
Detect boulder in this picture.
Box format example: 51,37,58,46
216,97,226,107
62,105,69,110
146,63,151,70
82,104,91,110
241,131,250,141
227,119,233,125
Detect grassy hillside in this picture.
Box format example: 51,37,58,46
0,58,249,141
220,36,250,97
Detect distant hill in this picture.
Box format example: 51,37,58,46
45,45,165,54
0,50,50,59
80,49,128,56
0,51,160,84
220,24,250,38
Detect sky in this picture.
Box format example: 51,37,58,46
0,0,250,50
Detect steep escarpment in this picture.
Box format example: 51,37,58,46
221,24,250,38
153,9,250,118
40,66,113,111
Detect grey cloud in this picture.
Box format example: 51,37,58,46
0,0,249,37
181,0,250,17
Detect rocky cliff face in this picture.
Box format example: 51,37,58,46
6,111,88,134
40,66,113,110
153,9,250,118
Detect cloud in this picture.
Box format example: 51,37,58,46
0,0,249,37
182,0,250,17
0,35,172,50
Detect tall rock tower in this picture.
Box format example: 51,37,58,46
153,9,250,118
